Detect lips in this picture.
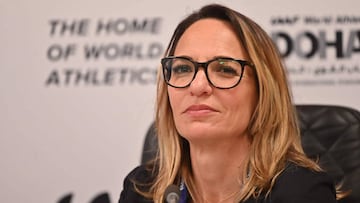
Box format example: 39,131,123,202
184,104,218,115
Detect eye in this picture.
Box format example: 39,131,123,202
218,66,238,75
213,61,240,76
172,64,193,74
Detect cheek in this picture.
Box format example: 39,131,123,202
167,88,181,114
228,87,258,121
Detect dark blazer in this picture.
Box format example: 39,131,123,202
119,163,337,203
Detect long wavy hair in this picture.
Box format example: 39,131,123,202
143,4,338,202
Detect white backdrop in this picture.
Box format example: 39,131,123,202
1,0,359,202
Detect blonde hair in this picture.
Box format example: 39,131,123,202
142,4,337,202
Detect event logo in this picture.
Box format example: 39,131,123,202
45,17,163,87
271,30,359,59
269,15,360,86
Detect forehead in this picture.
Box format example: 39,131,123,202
174,18,247,60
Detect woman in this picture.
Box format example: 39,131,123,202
119,4,339,203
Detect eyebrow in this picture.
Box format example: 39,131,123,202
174,55,242,61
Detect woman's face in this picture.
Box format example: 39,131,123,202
168,18,258,143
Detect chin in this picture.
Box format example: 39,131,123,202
179,127,217,140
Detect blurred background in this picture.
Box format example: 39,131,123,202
1,0,359,202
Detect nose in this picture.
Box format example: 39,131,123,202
189,69,212,96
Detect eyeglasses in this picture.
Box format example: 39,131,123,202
161,56,254,89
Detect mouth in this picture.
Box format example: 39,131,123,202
184,104,218,115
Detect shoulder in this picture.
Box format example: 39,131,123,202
125,164,156,185
270,162,337,203
118,164,156,203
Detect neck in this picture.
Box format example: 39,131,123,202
189,135,250,203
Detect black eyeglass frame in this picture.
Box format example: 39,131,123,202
161,56,255,89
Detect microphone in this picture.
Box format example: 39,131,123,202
164,184,180,203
